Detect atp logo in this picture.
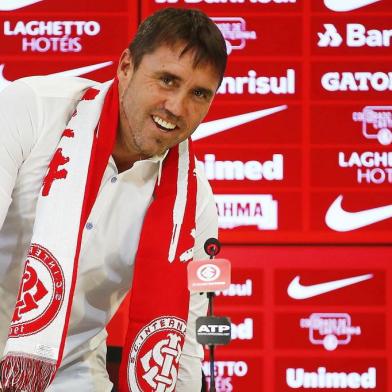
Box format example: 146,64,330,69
9,244,65,337
128,317,186,392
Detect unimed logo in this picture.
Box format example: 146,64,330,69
287,367,376,389
201,153,284,181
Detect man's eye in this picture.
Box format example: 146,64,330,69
193,89,206,99
161,76,173,86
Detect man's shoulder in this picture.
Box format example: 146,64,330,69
14,75,98,101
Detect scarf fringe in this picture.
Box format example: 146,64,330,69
1,353,56,392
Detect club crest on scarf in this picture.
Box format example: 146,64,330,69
127,316,187,392
9,244,65,337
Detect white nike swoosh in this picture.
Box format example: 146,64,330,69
324,0,381,12
0,61,113,92
192,105,287,141
326,195,392,232
0,0,43,11
288,273,373,299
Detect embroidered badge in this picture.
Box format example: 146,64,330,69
128,317,186,392
9,244,65,337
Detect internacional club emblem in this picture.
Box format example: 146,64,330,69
128,316,187,392
10,244,65,337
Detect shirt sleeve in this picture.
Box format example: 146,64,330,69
0,80,40,229
177,158,218,391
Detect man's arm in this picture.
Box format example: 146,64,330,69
176,159,218,391
0,81,39,229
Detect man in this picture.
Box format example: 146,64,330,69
0,7,227,392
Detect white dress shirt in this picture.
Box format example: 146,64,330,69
0,77,217,391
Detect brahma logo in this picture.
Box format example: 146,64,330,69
287,367,376,389
10,244,65,337
218,69,295,95
211,17,256,55
128,317,186,392
3,20,100,52
300,313,361,351
215,194,278,230
318,23,392,48
321,71,392,92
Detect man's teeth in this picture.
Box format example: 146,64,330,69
153,115,176,130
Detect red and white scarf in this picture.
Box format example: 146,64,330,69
1,79,196,392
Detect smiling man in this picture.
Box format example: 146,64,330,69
0,8,227,392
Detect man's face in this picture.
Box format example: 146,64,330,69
117,44,220,161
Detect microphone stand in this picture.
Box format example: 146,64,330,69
207,254,216,392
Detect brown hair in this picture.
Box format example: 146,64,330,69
129,8,227,85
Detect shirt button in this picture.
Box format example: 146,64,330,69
86,222,93,230
111,176,117,183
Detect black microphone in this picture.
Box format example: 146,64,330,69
204,238,221,258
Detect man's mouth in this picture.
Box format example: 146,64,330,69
152,115,177,131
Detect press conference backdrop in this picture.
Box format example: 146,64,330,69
1,0,391,390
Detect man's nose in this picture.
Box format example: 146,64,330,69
164,92,187,118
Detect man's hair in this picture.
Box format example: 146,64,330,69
129,8,227,85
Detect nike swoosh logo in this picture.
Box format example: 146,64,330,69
288,273,373,299
326,195,392,232
0,0,43,11
192,105,287,141
0,61,113,92
324,0,381,12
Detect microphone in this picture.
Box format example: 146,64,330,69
204,238,221,258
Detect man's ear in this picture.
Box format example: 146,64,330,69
117,49,134,82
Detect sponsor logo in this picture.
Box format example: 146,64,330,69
287,273,373,299
216,278,253,297
324,0,381,12
326,195,392,231
321,71,392,92
338,151,392,184
156,0,296,4
202,360,248,391
192,105,287,141
3,20,100,53
218,69,295,95
211,17,256,55
287,367,376,389
215,194,278,230
0,0,42,11
9,244,65,338
127,316,186,392
300,313,361,351
196,264,221,282
318,24,343,47
353,106,392,145
200,153,284,181
231,318,253,340
0,61,113,92
318,23,392,48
